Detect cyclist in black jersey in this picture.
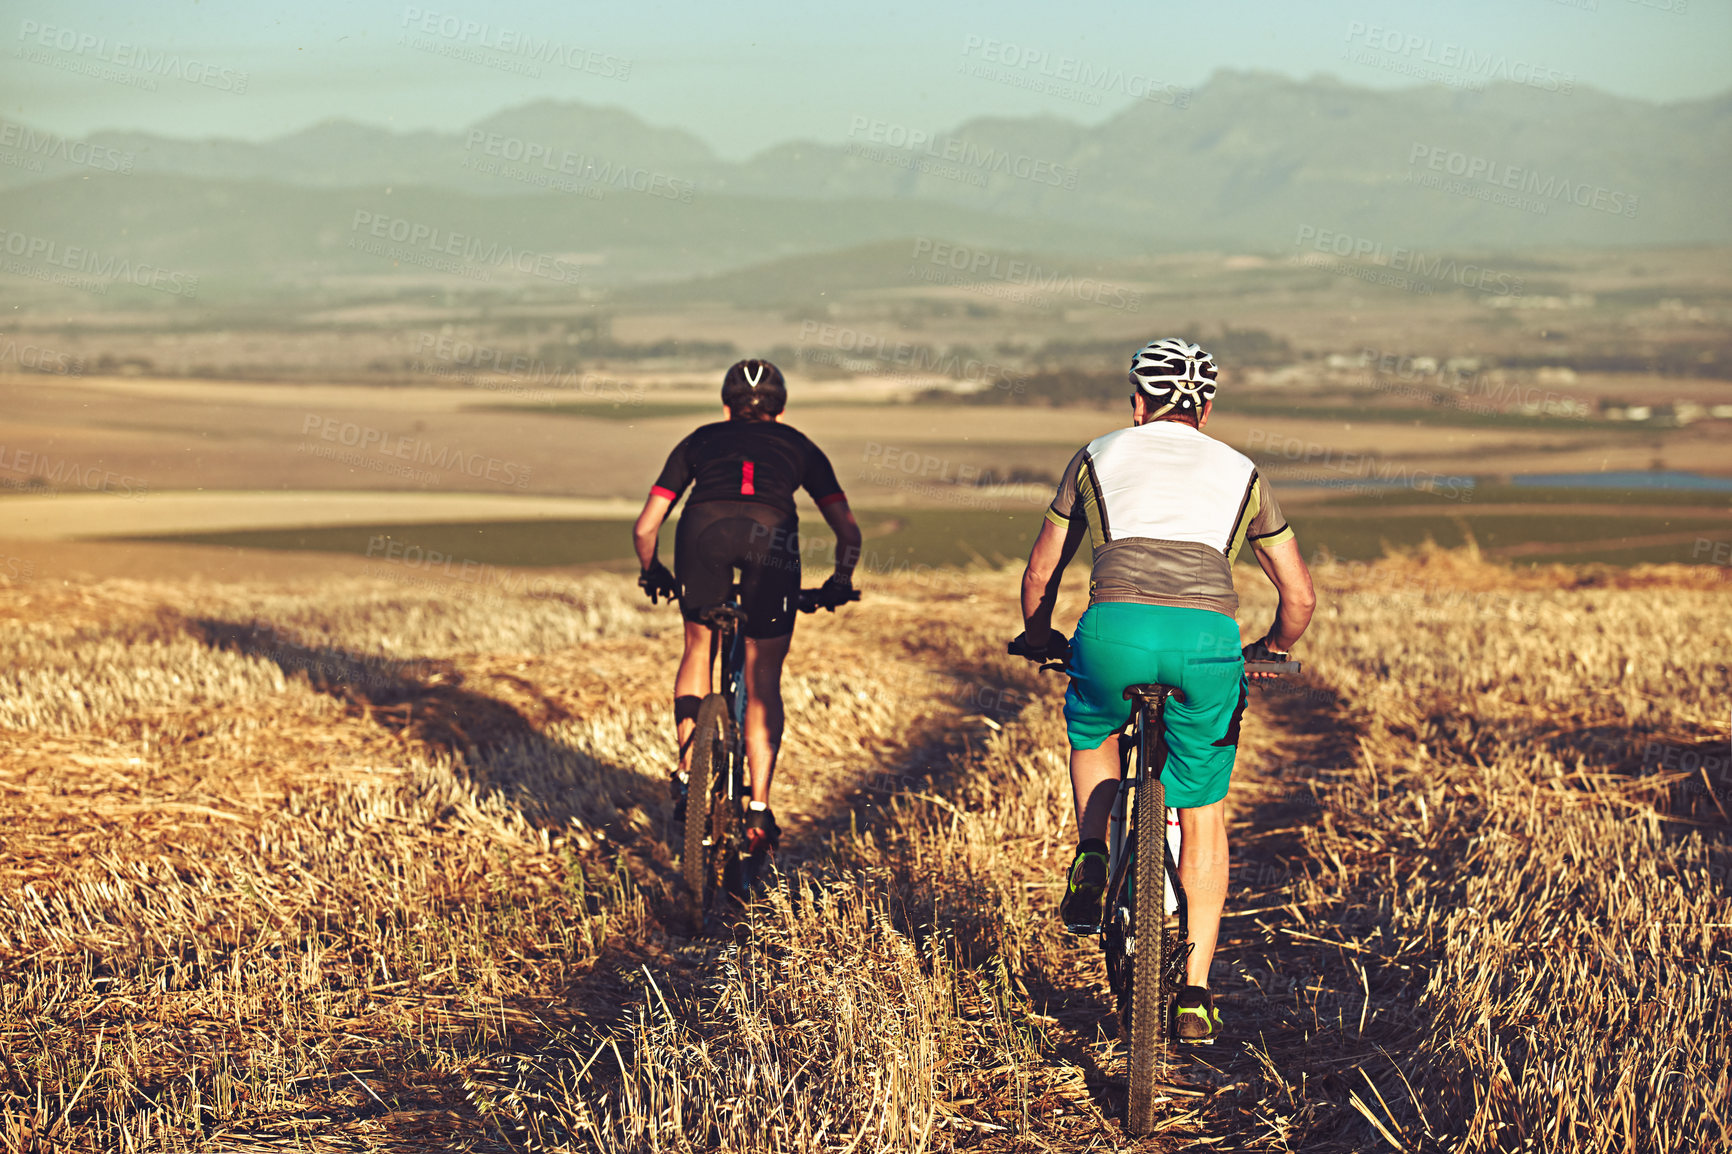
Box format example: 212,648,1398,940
632,359,862,852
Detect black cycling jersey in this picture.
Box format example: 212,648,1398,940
651,420,845,518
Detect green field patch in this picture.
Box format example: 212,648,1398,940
130,510,1050,574
1309,485,1732,509
847,510,1045,572
126,507,1726,573
1289,513,1731,562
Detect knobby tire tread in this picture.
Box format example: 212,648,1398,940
682,695,732,915
707,735,738,902
1126,730,1168,1135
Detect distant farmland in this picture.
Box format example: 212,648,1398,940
129,489,1732,571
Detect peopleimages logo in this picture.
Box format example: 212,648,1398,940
1342,21,1575,93
0,336,83,375
398,7,631,80
347,210,583,285
0,445,147,498
845,116,1079,190
1294,225,1524,298
362,536,569,603
909,238,1141,312
1244,430,1474,501
15,19,250,93
409,332,644,404
0,118,134,174
1406,144,1639,219
958,35,1191,108
1354,349,1589,419
0,229,199,297
461,130,694,203
798,321,1026,394
298,414,532,488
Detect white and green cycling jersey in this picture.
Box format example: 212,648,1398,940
1045,421,1295,617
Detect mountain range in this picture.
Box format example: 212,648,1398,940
2,70,1726,298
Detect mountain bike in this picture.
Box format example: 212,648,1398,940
679,583,859,930
1013,634,1297,1135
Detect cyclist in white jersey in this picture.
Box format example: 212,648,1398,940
1011,338,1317,1043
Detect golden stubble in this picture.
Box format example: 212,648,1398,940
0,549,1726,1151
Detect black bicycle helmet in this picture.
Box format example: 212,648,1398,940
721,359,787,420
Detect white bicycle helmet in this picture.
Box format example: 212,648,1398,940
1129,339,1218,419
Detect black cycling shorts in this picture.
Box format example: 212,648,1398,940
674,500,801,639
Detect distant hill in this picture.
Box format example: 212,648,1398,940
0,70,1727,299
722,72,1730,249
0,173,1152,297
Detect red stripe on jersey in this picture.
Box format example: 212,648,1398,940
741,460,755,495
816,491,848,508
649,485,678,501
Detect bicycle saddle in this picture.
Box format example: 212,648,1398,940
698,602,747,627
1123,683,1186,703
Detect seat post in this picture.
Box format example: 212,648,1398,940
1123,682,1185,740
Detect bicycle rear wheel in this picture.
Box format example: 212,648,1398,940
682,694,736,917
1125,753,1168,1134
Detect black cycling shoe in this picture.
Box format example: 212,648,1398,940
1059,838,1110,934
669,773,688,825
742,806,781,854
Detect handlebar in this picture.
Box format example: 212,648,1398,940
1010,633,1300,677
1245,659,1302,675
798,586,861,614
1008,631,1071,672
1241,637,1300,678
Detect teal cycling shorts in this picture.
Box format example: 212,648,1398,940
1062,602,1247,809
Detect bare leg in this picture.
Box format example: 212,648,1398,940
674,620,712,773
741,633,791,804
1175,799,1228,988
1070,742,1121,843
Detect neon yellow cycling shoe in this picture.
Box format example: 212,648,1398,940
1059,839,1109,934
1174,984,1222,1044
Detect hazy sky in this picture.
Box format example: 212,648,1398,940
5,0,1727,157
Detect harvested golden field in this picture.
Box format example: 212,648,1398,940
0,550,1728,1151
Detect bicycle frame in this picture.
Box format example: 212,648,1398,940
704,600,750,805
1106,687,1186,937
1102,687,1191,1008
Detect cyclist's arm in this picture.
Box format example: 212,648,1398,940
633,490,676,569
800,440,859,581
817,497,862,581
638,433,696,569
1251,536,1316,651
1020,515,1086,645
